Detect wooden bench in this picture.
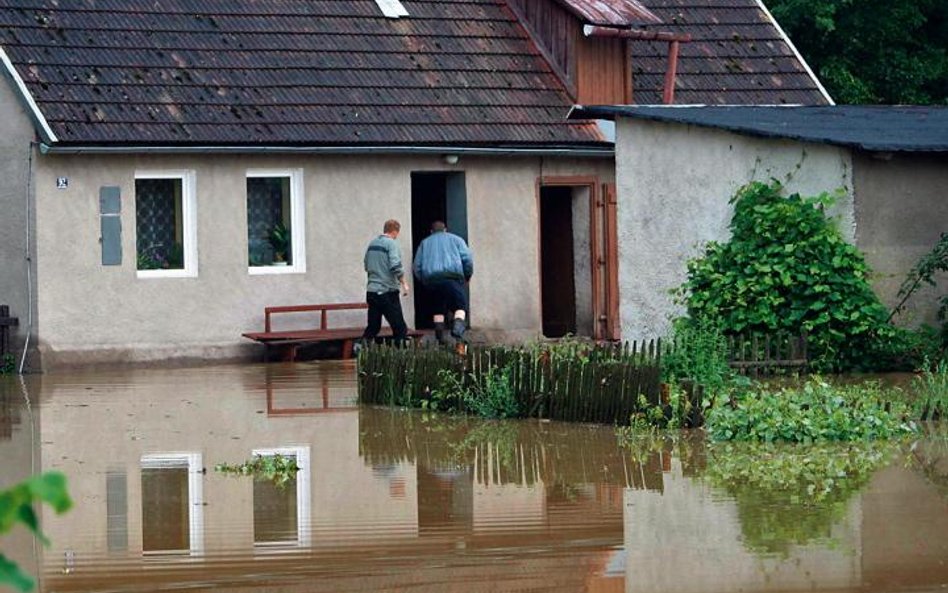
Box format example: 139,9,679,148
242,302,422,362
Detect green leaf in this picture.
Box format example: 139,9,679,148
0,554,35,592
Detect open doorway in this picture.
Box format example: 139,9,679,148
539,184,595,339
410,172,468,329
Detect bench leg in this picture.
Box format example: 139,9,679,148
341,339,354,360
281,345,298,363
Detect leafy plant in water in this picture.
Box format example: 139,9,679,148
677,180,896,371
0,354,14,375
704,440,896,555
432,363,520,419
662,317,733,398
706,378,918,442
215,454,300,489
911,358,948,421
0,472,72,591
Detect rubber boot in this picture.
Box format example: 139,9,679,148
451,317,466,341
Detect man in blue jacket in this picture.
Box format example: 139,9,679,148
413,221,474,345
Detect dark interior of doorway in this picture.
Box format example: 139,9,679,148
411,173,448,330
540,186,577,338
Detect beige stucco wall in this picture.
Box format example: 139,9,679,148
0,74,39,368
32,153,613,367
614,119,854,339
854,151,948,327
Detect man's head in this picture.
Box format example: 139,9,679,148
431,220,447,233
383,219,401,238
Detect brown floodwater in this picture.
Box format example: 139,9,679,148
1,362,946,593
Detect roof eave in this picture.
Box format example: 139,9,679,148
40,142,616,158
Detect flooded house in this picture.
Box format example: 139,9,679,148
0,0,829,370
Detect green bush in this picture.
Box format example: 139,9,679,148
911,359,948,421
678,180,896,371
661,317,733,397
0,354,14,375
433,364,520,419
706,378,918,442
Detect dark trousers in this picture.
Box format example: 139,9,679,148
363,291,408,342
428,279,468,316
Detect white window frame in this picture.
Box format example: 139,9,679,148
140,453,204,556
134,170,199,279
246,169,306,275
251,446,311,548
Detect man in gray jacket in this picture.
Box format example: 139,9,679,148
413,220,474,344
362,219,410,343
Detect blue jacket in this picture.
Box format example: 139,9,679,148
413,231,473,284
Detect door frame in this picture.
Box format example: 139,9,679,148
535,176,605,339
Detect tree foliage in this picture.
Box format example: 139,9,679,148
764,0,948,104
677,180,894,370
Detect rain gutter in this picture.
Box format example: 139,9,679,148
39,144,616,157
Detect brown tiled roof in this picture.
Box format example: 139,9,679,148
631,0,831,105
0,0,605,147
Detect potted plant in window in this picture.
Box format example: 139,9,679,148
268,222,291,265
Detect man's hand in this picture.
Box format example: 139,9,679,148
401,280,411,296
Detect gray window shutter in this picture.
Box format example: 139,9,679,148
99,186,122,265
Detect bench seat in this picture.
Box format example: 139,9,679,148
242,302,422,361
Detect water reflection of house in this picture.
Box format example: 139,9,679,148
34,365,419,568
625,457,864,593
30,365,652,592
0,378,34,582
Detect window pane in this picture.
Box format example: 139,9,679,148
253,455,298,544
247,177,292,267
136,178,184,270
141,467,189,553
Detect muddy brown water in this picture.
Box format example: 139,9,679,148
1,362,946,593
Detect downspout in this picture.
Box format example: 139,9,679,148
584,25,692,104
18,141,34,374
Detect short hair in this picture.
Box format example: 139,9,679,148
383,219,401,233
431,220,446,232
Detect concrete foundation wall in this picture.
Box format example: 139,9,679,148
854,152,948,327
0,75,39,369
614,119,854,339
32,153,613,367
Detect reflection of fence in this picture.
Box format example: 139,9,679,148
358,407,668,492
727,333,808,378
0,381,21,441
358,342,663,425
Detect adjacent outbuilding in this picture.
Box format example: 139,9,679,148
569,105,948,336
